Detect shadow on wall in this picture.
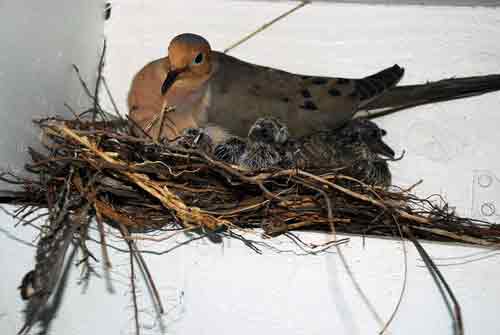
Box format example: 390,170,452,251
0,1,105,190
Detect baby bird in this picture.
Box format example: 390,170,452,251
230,117,393,185
172,127,214,152
337,118,395,159
172,124,235,154
238,117,289,170
213,117,288,169
284,118,394,186
213,117,394,186
213,136,246,165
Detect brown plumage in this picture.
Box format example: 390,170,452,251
128,33,500,141
128,33,404,140
128,34,213,140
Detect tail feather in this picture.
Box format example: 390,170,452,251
362,74,500,116
356,64,405,107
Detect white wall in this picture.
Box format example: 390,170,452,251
0,0,105,185
262,0,500,6
1,1,500,335
0,0,105,333
102,1,500,334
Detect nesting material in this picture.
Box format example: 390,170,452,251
2,116,499,246
2,114,499,335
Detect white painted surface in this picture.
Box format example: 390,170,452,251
2,1,500,335
0,0,105,185
264,0,500,6
0,0,106,332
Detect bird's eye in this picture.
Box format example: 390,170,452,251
193,53,204,65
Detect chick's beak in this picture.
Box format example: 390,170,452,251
370,139,395,159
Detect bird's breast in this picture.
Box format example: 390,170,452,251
164,81,210,122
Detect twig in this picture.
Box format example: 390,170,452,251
55,124,229,230
412,226,494,247
127,236,141,335
93,39,107,122
379,214,408,334
127,115,154,140
102,77,124,120
129,240,165,315
72,64,94,102
404,226,464,335
293,176,337,239
223,1,311,54
297,170,432,225
64,103,81,121
95,208,114,293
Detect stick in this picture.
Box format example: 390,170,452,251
223,1,311,54
128,239,141,335
93,39,107,122
405,226,463,335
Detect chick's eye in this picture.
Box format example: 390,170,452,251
193,53,204,65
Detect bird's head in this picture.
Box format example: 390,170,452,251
161,33,213,95
342,119,395,158
248,117,289,144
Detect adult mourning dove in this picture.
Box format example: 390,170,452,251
129,33,500,141
128,33,405,140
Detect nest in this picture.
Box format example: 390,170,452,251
2,115,499,245
2,113,499,335
3,115,500,246
4,22,500,335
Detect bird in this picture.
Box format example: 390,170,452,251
216,117,394,186
212,136,246,165
284,118,394,186
171,125,230,153
128,33,500,143
206,118,284,168
237,117,288,170
128,33,405,140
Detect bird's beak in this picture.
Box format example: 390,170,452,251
370,139,395,158
161,68,183,95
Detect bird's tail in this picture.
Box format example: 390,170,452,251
360,74,500,118
356,64,405,108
